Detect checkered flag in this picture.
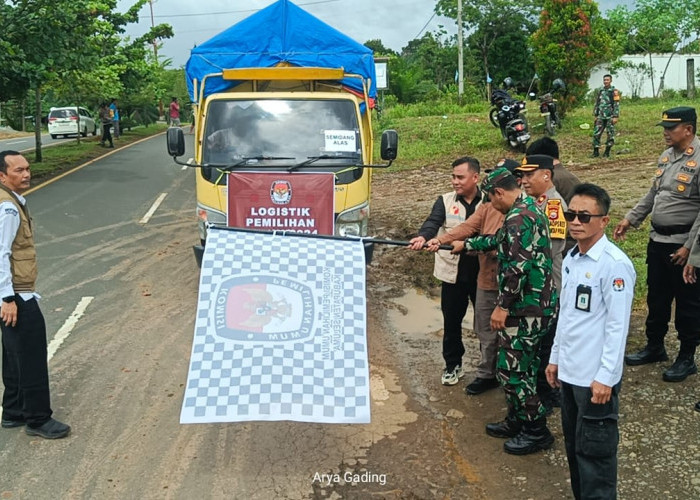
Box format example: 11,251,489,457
180,227,369,424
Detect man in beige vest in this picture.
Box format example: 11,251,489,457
408,157,481,385
0,151,70,439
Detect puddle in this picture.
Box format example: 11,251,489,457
386,288,474,338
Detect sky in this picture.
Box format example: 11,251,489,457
117,0,634,68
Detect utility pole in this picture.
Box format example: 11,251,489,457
457,0,464,105
149,0,164,119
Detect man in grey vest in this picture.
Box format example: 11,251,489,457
409,157,481,386
0,150,70,439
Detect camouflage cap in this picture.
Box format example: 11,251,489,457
657,106,697,128
514,154,554,172
481,167,515,193
485,158,520,173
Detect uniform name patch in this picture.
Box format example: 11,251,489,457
4,208,18,216
612,278,625,291
546,199,567,239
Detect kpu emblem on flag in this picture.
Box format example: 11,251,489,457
213,275,314,342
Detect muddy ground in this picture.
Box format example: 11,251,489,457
363,159,700,499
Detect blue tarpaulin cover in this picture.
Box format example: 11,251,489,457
185,0,376,101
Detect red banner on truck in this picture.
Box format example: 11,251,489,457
227,172,335,234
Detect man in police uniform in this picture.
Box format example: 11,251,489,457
515,155,567,412
463,167,557,455
547,183,636,500
408,157,481,386
592,74,620,158
614,107,700,382
0,151,71,439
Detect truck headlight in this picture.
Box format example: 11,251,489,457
336,202,369,237
196,204,226,241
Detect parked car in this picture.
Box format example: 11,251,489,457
48,106,98,139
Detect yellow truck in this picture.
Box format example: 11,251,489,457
166,0,397,265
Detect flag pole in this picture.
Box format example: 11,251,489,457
208,224,455,251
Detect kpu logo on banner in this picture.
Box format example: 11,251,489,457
270,180,292,205
213,275,314,342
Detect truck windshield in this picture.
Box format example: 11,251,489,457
202,99,362,184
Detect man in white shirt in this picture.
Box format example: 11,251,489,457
0,151,70,439
546,183,636,499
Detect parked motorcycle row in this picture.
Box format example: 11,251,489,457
489,78,565,152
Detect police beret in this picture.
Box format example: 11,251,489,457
485,158,520,174
657,106,697,128
481,167,515,193
514,154,555,172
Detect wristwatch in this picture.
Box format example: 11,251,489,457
2,296,15,303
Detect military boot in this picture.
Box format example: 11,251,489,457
591,147,599,158
603,146,612,157
486,414,522,438
663,347,698,382
625,344,668,366
503,417,554,455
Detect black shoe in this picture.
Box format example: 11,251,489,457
465,377,499,395
662,357,697,382
503,419,554,455
591,148,600,158
625,345,668,366
486,416,522,438
695,401,700,412
1,417,26,428
25,418,71,439
603,146,612,157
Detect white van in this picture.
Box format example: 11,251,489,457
48,107,98,139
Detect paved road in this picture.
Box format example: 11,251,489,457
0,132,77,152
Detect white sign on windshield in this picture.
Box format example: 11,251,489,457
324,130,356,152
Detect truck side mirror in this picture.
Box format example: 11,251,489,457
167,127,185,157
380,130,398,161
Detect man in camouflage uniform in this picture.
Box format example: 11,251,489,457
463,167,557,455
592,74,620,158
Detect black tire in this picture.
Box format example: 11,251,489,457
81,127,88,137
92,126,97,136
545,115,555,136
489,108,500,128
50,134,57,139
555,113,563,129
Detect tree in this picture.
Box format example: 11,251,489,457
0,0,172,159
363,39,397,57
436,0,537,85
530,0,612,111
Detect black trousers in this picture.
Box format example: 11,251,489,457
441,280,477,370
536,311,558,399
101,123,113,146
645,240,700,350
1,297,52,426
561,381,620,500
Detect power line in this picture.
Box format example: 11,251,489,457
412,12,436,40
148,0,341,19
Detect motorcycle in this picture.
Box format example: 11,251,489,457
489,88,530,152
529,78,565,136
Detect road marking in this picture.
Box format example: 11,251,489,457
140,192,168,224
47,296,94,362
182,157,194,170
6,140,25,145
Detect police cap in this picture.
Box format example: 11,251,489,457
514,154,555,173
657,106,697,128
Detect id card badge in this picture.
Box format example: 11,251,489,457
575,284,592,312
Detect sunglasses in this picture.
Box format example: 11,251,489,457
563,211,606,223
